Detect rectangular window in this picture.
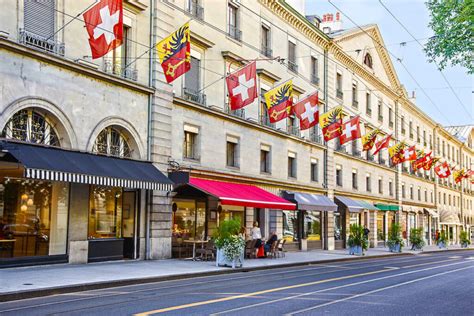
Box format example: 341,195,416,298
352,170,358,190
401,116,406,134
409,121,413,139
260,146,271,173
288,41,297,72
389,108,394,128
389,180,394,196
424,190,428,202
311,159,319,182
288,152,297,178
336,165,343,186
184,57,205,104
423,130,427,146
416,126,420,143
261,24,271,57
260,88,272,127
352,82,358,108
402,184,406,198
377,99,383,121
111,25,133,79
89,186,123,239
431,191,434,203
366,93,371,116
311,56,319,85
187,0,204,19
418,188,421,201
366,174,371,192
226,139,239,167
0,179,69,258
410,186,414,200
172,200,206,242
228,3,241,41
336,73,343,98
378,177,383,194
184,130,198,160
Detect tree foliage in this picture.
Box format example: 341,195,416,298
425,0,474,73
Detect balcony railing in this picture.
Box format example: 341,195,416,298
311,74,320,85
379,157,386,165
226,106,245,119
352,100,359,108
352,150,362,158
378,115,383,122
367,153,375,162
103,59,138,81
389,121,394,128
288,60,298,73
183,87,207,105
288,125,300,136
366,108,372,116
187,2,204,20
228,24,242,41
260,115,274,128
19,29,65,56
336,89,343,99
335,144,346,153
310,132,323,144
261,45,272,57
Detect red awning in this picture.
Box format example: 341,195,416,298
189,178,296,210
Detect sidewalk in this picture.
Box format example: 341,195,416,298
1,245,472,301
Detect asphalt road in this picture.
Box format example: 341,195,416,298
1,250,473,316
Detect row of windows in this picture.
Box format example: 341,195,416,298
401,183,434,203
335,166,394,196
438,192,462,207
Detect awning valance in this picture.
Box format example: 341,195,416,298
424,208,439,218
356,200,380,211
0,140,173,191
282,191,337,212
188,178,296,210
439,209,462,225
335,196,364,213
375,204,399,211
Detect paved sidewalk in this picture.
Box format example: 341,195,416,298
1,244,472,300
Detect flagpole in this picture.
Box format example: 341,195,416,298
46,0,99,42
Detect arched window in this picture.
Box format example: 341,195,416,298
1,109,60,146
364,53,373,68
93,127,132,158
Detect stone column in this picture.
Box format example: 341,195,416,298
326,211,335,250
68,183,90,264
149,191,173,259
369,210,377,248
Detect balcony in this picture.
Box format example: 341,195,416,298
183,87,206,105
389,121,394,128
352,100,359,108
19,29,65,56
261,45,272,58
336,89,343,99
226,106,245,119
367,154,375,162
287,126,300,136
187,2,204,20
379,157,386,165
310,132,323,144
288,60,298,73
311,74,320,85
352,150,362,158
228,24,242,41
103,59,138,81
366,108,372,116
260,115,274,128
335,144,346,153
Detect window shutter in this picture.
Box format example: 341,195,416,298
24,0,56,38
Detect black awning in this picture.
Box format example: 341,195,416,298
282,191,337,212
0,140,173,190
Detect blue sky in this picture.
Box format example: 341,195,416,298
305,0,473,126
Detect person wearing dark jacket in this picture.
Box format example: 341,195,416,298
264,231,278,254
363,225,370,241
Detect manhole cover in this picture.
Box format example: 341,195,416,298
23,283,33,286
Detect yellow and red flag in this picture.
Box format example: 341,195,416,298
412,151,431,171
388,142,405,165
157,23,191,83
264,81,293,123
373,134,392,155
423,156,439,171
361,129,379,151
319,106,343,142
453,169,468,183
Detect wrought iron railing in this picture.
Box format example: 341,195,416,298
187,2,204,20
228,24,242,41
103,59,138,81
288,60,298,73
183,87,207,105
19,29,65,56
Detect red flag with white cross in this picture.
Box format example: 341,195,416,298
339,116,361,145
400,145,417,162
373,134,392,155
292,92,319,130
83,0,123,59
226,62,258,110
434,161,451,178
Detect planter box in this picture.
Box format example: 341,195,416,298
348,245,363,256
216,248,244,268
388,243,401,253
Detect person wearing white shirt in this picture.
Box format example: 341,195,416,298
251,221,262,257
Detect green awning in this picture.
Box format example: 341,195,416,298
375,204,399,211
357,200,380,211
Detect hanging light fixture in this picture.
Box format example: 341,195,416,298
21,193,28,201
27,198,34,206
20,204,27,212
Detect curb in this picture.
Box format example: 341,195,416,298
2,249,472,302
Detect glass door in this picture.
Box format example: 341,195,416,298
122,191,136,259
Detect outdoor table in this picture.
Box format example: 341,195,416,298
183,240,208,261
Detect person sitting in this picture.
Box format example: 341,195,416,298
264,231,278,254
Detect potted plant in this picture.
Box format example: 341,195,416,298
387,223,404,253
347,224,368,256
213,219,245,268
437,230,448,249
409,228,425,251
460,230,471,248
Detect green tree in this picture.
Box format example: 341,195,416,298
425,0,474,73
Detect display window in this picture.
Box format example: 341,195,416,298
172,200,206,240
88,186,123,239
304,211,321,241
0,179,69,258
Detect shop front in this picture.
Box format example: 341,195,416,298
374,204,399,247
423,208,438,245
334,196,364,249
0,140,173,267
282,191,337,251
169,172,296,258
439,209,462,245
355,201,380,248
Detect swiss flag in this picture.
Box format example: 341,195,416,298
226,62,257,110
292,92,319,130
83,0,123,59
435,162,451,178
339,116,361,145
373,134,391,155
400,146,417,162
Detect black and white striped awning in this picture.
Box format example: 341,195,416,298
1,140,173,191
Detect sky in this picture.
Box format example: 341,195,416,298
305,0,473,126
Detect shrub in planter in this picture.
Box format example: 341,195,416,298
347,224,368,256
387,223,404,253
213,219,245,268
409,228,425,250
460,230,471,248
436,230,448,249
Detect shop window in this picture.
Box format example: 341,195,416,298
377,213,385,241
283,210,299,242
172,200,206,241
88,186,123,239
1,109,60,147
0,179,69,258
334,212,342,240
93,127,132,158
304,211,321,240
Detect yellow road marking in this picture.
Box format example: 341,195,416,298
133,268,396,315
402,258,457,268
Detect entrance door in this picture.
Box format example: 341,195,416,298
122,191,137,259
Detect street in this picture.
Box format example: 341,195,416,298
0,250,473,315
